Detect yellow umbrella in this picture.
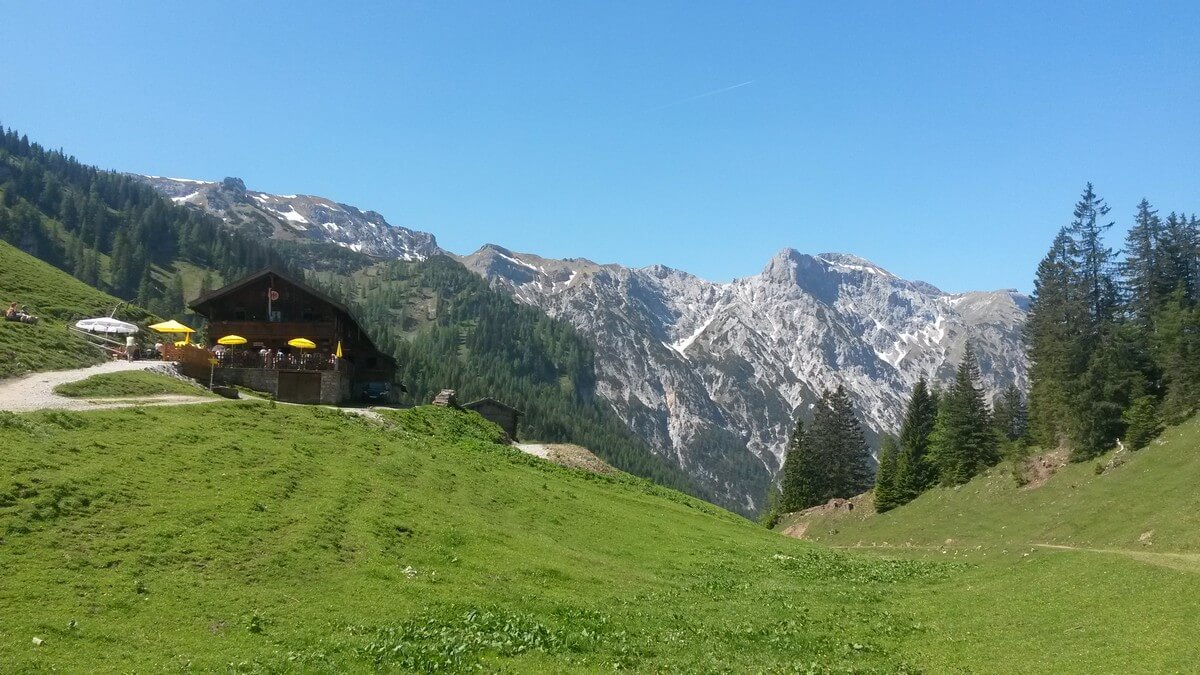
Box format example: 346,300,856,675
149,319,195,334
335,341,343,358
217,335,247,346
288,337,316,349
174,339,190,347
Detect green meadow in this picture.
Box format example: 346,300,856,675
1,401,1197,672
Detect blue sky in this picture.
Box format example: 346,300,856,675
2,1,1197,292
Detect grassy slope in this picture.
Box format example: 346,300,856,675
773,418,1200,672
53,371,214,399
0,404,1196,672
0,403,926,672
788,416,1200,553
0,241,155,379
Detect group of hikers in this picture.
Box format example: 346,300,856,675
4,301,38,324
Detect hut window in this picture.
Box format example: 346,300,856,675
234,306,247,320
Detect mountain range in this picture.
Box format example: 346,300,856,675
139,175,1028,509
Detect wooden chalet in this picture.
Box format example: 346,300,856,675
463,397,524,441
186,267,396,404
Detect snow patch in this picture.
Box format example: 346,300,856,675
275,207,309,225
146,176,213,185
670,310,720,356
496,251,539,272
815,255,894,278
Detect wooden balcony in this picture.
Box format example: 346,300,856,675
207,320,337,346
215,351,341,372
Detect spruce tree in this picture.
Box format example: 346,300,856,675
1066,183,1119,335
928,349,998,485
894,378,938,502
807,386,873,501
1122,395,1162,451
1121,199,1165,326
873,435,900,513
992,384,1027,442
778,418,813,512
1026,229,1081,448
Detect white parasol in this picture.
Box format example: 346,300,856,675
75,317,139,335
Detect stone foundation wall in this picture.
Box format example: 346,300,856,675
213,368,349,404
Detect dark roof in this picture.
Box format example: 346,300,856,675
189,266,351,317
463,397,525,416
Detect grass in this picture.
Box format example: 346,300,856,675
53,370,215,399
0,241,156,379
787,415,1200,553
0,403,1197,671
773,417,1200,671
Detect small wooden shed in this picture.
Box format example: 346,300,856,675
463,397,524,441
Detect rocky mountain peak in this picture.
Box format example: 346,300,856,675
138,175,442,261
463,244,1028,509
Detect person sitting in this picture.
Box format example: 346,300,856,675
6,303,36,324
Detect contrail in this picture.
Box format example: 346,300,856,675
649,80,756,112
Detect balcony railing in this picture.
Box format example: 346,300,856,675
216,351,341,372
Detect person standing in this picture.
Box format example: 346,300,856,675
126,335,136,361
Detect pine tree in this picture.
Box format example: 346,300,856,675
992,384,1027,441
873,435,900,513
894,378,938,502
1066,183,1119,334
928,349,998,485
778,418,813,512
1122,395,1162,451
807,386,873,501
1026,229,1082,448
1121,199,1164,326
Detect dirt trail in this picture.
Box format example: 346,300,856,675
0,360,217,412
1032,543,1200,573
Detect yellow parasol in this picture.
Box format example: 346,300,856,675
335,341,343,358
288,337,316,349
174,339,190,347
150,320,194,345
149,320,195,334
217,335,248,346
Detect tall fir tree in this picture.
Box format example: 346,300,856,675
873,435,900,513
894,377,938,502
778,418,813,513
1066,182,1119,335
1120,199,1165,326
807,385,874,502
1026,228,1082,448
992,383,1027,442
928,348,998,485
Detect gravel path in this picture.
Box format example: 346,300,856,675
0,360,217,413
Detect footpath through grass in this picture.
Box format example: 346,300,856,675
0,403,1197,671
52,370,214,399
775,416,1200,672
